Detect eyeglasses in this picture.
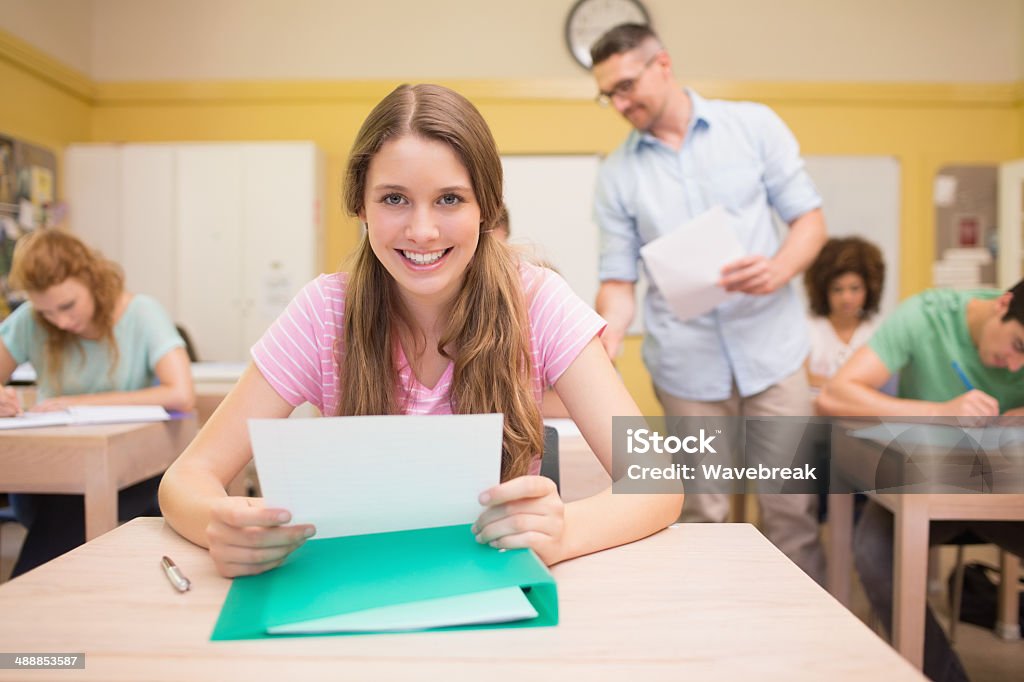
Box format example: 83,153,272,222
595,53,661,107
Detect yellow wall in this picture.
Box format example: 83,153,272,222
0,31,91,160
3,33,1024,414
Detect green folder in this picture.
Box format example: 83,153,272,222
211,524,558,640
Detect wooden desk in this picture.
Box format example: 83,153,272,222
827,423,1024,668
0,418,197,540
0,519,923,681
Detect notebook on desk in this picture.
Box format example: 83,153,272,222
0,405,170,430
210,413,558,639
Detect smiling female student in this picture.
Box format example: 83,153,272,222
0,229,194,576
159,84,683,577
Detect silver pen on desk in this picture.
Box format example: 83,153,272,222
161,555,191,592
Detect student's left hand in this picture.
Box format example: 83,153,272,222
473,476,566,565
720,255,788,295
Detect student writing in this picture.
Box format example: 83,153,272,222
0,229,194,575
817,280,1024,682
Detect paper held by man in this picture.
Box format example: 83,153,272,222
640,205,746,321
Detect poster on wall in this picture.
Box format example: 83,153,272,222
0,134,60,318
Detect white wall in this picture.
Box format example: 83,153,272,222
0,0,1021,83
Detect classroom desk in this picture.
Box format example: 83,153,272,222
0,519,923,682
0,417,197,540
826,421,1024,669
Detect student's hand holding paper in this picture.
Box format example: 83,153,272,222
719,254,788,295
206,497,316,578
473,476,565,565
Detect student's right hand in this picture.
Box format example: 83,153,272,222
0,387,22,417
205,497,316,577
940,389,1000,420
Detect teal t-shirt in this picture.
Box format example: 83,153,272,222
868,288,1024,413
0,294,184,400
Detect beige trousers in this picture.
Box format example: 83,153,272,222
655,369,826,585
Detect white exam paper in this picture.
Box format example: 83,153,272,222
248,413,503,539
639,205,745,321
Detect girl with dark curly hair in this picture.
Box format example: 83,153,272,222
803,236,885,388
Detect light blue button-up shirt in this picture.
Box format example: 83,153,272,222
595,89,822,401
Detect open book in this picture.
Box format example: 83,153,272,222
211,414,558,639
0,405,170,430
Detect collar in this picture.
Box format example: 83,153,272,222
628,87,712,152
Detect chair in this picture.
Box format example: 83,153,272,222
0,495,21,582
947,533,1023,643
540,425,560,494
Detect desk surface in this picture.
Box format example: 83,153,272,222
0,418,197,539
0,519,923,681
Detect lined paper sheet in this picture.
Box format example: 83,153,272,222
248,413,503,539
640,205,745,321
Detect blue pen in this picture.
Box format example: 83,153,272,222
951,361,974,391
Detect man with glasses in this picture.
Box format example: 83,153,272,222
590,23,828,583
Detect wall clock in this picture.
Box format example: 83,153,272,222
565,0,651,70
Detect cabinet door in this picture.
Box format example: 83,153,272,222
64,145,122,260
240,143,320,352
175,145,244,362
121,145,176,315
998,159,1024,288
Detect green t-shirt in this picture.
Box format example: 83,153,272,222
868,288,1024,413
0,294,184,400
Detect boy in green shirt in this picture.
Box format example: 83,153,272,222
817,281,1024,682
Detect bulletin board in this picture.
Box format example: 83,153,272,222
0,135,60,317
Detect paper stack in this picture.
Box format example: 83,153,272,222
932,247,993,289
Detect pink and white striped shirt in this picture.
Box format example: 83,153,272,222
251,260,605,420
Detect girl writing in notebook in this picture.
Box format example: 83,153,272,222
160,84,683,577
0,229,194,575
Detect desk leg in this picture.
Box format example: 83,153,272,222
84,446,118,541
826,493,853,608
892,499,929,669
997,551,1022,640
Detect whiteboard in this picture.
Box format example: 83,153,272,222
501,154,901,333
501,155,602,312
800,156,901,318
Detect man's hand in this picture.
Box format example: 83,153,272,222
719,255,789,295
600,326,626,360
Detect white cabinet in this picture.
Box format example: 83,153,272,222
64,142,325,362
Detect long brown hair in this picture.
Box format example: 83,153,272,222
8,230,124,390
341,84,543,481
